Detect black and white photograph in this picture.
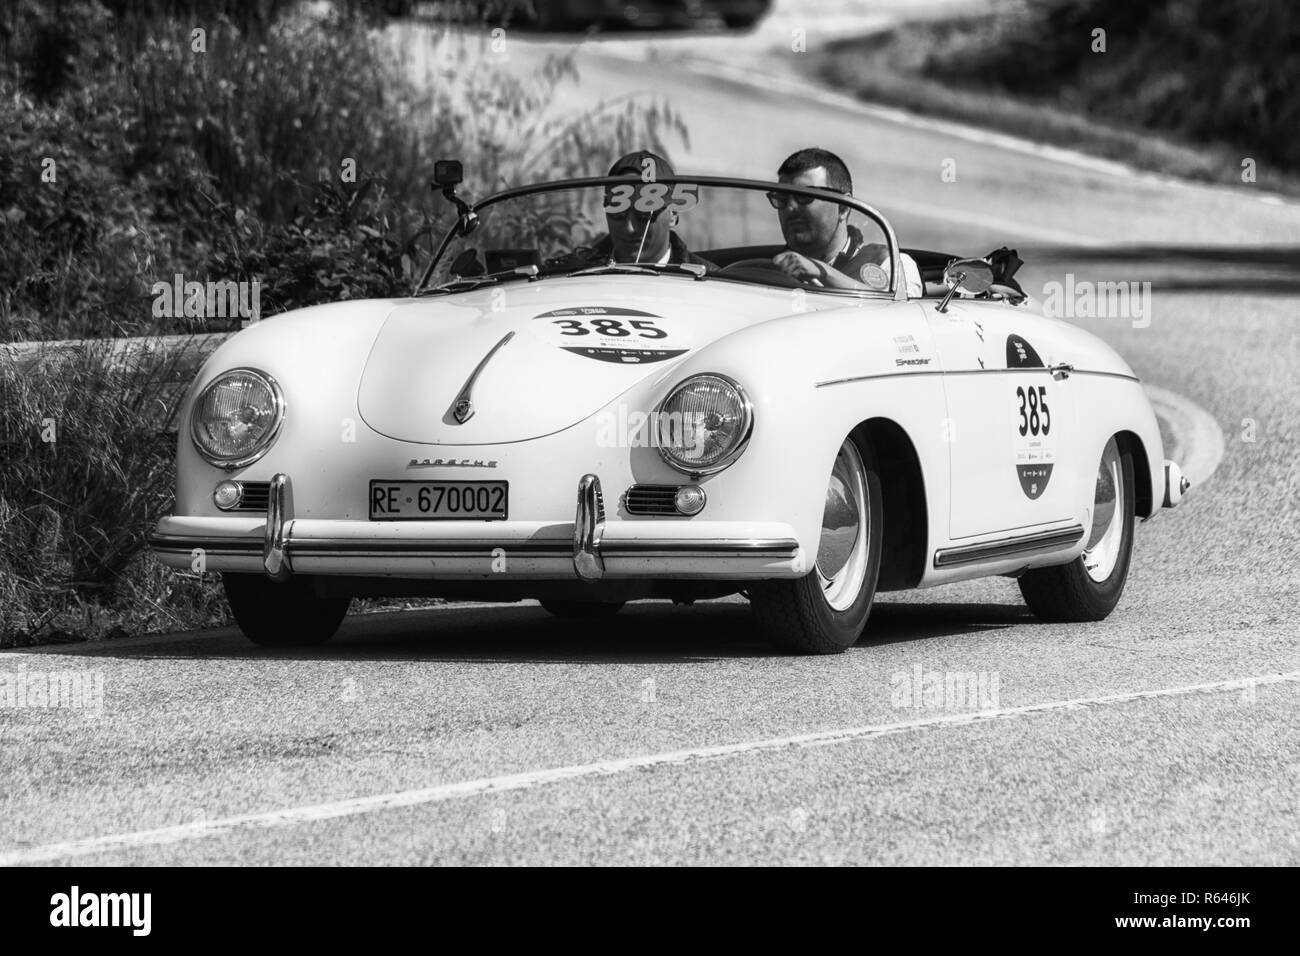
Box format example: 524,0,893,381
0,0,1295,895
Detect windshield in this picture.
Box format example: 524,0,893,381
418,176,900,298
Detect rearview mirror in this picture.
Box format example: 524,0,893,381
935,258,995,313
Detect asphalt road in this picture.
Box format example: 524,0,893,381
2,4,1298,865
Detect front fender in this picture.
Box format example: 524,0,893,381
175,300,398,514
621,303,946,562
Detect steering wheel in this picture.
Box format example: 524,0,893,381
716,258,807,289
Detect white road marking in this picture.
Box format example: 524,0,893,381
3,671,1294,865
1145,383,1227,489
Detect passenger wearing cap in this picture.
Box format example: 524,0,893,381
768,147,923,298
583,150,714,268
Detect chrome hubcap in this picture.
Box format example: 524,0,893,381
816,440,869,611
1084,437,1123,583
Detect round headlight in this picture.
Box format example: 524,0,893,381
654,373,753,475
190,368,285,468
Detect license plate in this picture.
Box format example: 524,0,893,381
369,481,508,520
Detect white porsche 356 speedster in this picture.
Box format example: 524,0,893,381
149,165,1187,653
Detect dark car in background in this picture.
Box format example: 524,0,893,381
418,0,772,29
530,0,771,29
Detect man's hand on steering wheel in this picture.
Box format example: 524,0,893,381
773,251,829,286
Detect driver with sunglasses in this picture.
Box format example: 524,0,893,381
769,148,922,297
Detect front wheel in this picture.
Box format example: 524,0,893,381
749,433,883,654
1019,436,1135,621
223,573,351,647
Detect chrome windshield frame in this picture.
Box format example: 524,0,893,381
414,174,903,301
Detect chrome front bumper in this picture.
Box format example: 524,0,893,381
149,473,804,581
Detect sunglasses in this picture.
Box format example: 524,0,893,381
766,189,849,209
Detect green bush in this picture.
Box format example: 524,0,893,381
0,3,687,340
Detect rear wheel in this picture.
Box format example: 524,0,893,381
1019,436,1135,621
540,600,625,619
750,434,883,654
223,573,351,647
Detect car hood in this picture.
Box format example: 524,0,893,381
358,275,847,445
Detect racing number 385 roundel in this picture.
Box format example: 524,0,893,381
1008,334,1054,499
533,307,689,364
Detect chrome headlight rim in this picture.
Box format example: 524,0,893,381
189,367,286,470
653,372,754,476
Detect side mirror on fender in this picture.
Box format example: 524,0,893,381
935,258,995,313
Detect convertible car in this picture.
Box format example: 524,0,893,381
149,166,1188,653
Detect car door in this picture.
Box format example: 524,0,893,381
924,301,1078,540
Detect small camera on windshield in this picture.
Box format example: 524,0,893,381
433,160,463,187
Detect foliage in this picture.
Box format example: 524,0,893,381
0,1,687,341
0,343,197,637
922,0,1300,172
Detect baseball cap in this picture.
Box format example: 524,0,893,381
608,150,675,179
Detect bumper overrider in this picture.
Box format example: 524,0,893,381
149,473,804,581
